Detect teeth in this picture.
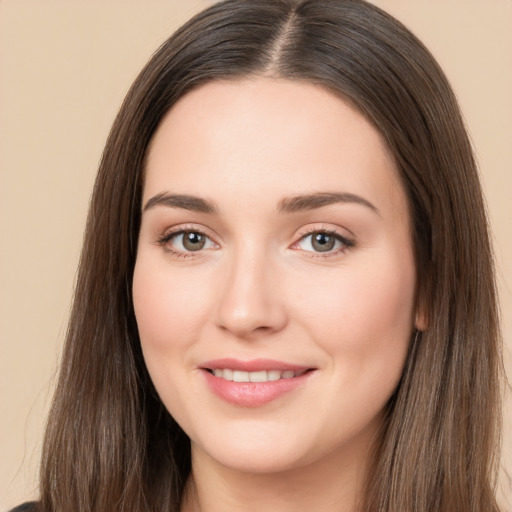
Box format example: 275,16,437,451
249,370,267,382
210,369,305,382
267,370,281,381
233,370,249,382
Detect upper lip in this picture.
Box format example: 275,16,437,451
199,358,312,372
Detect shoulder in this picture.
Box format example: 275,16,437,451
9,502,39,512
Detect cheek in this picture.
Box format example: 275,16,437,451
132,260,210,360
296,248,416,376
289,249,417,442
132,258,213,430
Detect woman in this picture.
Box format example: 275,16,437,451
12,0,503,511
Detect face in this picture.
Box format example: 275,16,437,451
133,78,420,475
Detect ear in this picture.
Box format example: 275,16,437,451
414,303,428,331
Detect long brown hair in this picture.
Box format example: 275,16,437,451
39,1,502,511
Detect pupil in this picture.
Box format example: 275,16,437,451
312,233,335,252
183,232,205,251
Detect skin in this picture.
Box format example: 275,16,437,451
133,78,422,512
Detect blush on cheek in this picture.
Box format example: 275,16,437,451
133,264,204,348
310,261,415,361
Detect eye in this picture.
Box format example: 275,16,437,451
158,229,217,255
294,229,354,255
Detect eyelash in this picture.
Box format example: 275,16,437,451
156,225,355,260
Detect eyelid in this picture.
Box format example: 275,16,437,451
156,223,212,240
295,222,355,239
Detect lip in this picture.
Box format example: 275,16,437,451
199,358,316,407
200,358,310,372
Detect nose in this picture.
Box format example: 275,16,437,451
214,246,288,339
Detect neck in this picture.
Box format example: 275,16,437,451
181,437,376,512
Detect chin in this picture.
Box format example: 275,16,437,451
201,444,310,474
190,422,317,474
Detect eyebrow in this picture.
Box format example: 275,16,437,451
277,192,380,216
143,191,380,216
143,192,217,214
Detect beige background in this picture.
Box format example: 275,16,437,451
0,1,510,510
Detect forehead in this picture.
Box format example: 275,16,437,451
143,78,405,219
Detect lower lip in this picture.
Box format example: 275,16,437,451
202,370,314,407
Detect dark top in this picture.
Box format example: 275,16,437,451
9,503,39,512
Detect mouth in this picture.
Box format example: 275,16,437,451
205,368,310,382
199,358,316,407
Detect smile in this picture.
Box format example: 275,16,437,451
200,359,316,407
209,368,308,382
